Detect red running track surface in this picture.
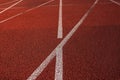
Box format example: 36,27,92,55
0,0,120,80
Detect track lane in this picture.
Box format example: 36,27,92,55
0,1,60,79
0,0,54,23
63,0,120,80
0,0,15,4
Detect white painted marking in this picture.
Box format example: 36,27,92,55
0,0,55,24
0,7,24,10
27,0,99,80
57,0,63,38
25,0,54,12
0,0,18,6
55,47,63,80
56,0,63,79
110,0,120,6
0,12,23,23
0,0,23,14
98,2,112,5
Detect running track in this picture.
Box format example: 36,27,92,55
0,0,120,80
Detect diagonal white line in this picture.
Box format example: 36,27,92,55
0,0,55,24
0,7,24,10
26,0,99,80
0,0,18,6
0,0,23,14
57,0,63,38
110,0,120,6
25,0,54,12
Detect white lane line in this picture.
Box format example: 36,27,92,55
0,0,18,6
110,0,120,6
55,47,63,80
0,0,23,14
27,0,99,80
0,12,22,24
0,0,55,24
57,0,63,38
0,7,24,10
25,0,54,12
56,0,63,80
